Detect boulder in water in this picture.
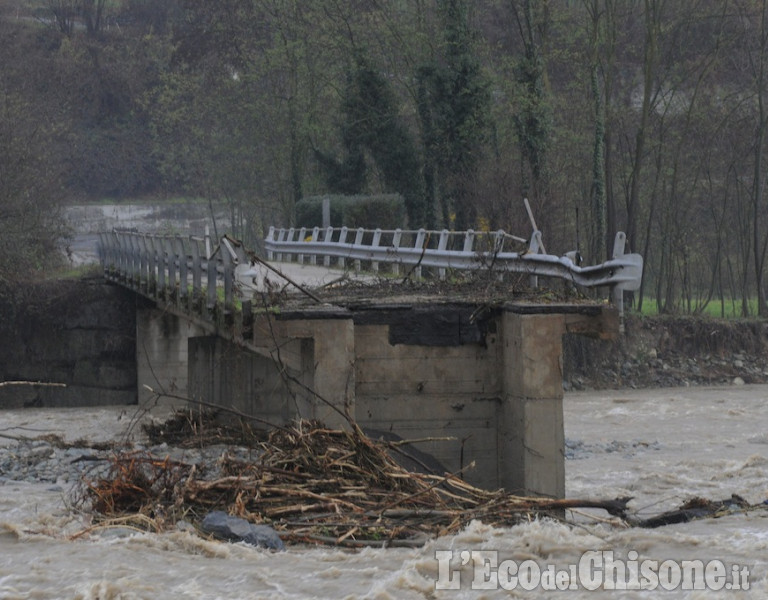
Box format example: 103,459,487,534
201,511,284,551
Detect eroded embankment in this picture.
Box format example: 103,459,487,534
564,314,768,390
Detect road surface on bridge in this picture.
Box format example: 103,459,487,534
239,260,376,294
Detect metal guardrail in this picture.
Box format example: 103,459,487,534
97,229,249,320
99,222,643,318
264,225,642,309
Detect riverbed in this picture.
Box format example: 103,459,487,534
1,385,766,598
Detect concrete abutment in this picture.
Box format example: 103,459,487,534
137,301,615,498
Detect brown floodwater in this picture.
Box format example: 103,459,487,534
1,385,766,599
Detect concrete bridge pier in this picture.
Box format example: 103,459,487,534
184,314,356,430
261,315,356,429
185,335,299,426
500,313,566,497
136,303,356,429
136,300,615,499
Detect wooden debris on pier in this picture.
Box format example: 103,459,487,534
77,415,631,547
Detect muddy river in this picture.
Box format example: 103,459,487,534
1,385,766,598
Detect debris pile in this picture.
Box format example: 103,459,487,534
77,415,631,547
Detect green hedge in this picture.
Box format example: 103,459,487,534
295,194,406,230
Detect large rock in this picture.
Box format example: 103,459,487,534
201,511,284,551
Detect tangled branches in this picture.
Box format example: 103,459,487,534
77,417,631,547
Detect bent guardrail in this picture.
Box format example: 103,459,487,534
98,223,642,319
263,225,642,311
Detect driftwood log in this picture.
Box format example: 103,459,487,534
634,495,752,528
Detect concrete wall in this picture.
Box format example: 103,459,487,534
499,313,565,497
183,315,355,428
136,304,207,408
354,322,502,490
352,309,566,497
0,278,136,408
277,317,355,427
187,335,303,426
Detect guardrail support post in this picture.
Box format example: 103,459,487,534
165,238,177,303
371,229,382,274
298,227,307,265
206,248,217,313
338,227,349,269
324,226,334,267
354,228,364,273
391,229,402,276
156,237,166,300
414,229,426,280
437,229,449,280
310,227,320,266
612,232,627,329
281,228,291,263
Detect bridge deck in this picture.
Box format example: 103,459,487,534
267,276,618,340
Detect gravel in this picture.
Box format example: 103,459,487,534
565,344,768,391
0,439,261,487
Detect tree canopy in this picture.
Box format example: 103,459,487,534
1,0,767,315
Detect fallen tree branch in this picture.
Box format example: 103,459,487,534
141,385,291,435
245,250,322,303
0,380,66,388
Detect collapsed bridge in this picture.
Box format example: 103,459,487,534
98,222,642,498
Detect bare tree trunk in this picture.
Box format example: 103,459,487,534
599,0,619,262
626,0,659,253
749,0,768,316
510,0,552,225
46,0,76,35
738,184,752,317
585,0,607,264
83,0,106,37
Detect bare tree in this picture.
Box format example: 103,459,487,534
747,0,768,315
82,0,107,36
44,0,77,35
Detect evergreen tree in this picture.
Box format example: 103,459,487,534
416,0,490,231
317,56,425,226
510,0,551,204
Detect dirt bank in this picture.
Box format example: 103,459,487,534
0,276,136,408
563,314,768,390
